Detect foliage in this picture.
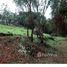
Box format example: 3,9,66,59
49,0,67,36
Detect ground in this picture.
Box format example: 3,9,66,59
0,36,67,64
0,24,67,63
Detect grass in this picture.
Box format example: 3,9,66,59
0,24,54,38
0,24,67,46
0,24,32,36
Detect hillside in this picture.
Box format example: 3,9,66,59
0,24,67,63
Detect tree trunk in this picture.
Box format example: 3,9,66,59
40,35,44,44
31,29,33,42
54,15,66,36
27,28,29,37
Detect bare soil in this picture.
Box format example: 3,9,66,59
0,36,67,64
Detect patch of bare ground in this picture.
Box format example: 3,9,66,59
0,36,67,63
0,36,30,63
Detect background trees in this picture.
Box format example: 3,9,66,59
50,0,67,36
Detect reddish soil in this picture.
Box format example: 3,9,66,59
0,36,29,63
0,36,67,64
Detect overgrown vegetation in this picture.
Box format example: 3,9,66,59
0,0,67,63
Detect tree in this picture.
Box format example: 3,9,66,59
14,0,51,42
33,0,50,43
14,0,38,42
50,0,67,36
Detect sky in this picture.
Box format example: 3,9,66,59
0,0,52,19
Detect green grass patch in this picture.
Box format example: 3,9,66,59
0,24,67,47
0,24,31,36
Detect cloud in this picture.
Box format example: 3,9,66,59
0,0,16,13
45,6,52,19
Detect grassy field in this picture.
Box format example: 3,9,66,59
0,24,67,46
0,24,31,36
0,24,66,42
0,24,65,37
